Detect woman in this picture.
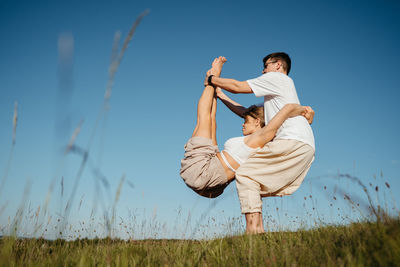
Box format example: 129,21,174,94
180,57,313,198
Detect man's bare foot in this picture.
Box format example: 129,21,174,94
209,56,227,77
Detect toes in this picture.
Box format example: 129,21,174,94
219,56,227,64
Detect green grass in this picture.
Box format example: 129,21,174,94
1,10,398,267
1,217,399,266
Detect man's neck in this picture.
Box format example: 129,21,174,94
268,70,287,75
278,70,288,75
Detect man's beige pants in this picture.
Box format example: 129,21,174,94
235,139,315,214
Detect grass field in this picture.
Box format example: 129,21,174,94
1,11,399,267
0,216,399,266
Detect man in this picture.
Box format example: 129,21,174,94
206,53,315,233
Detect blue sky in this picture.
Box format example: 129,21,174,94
0,0,399,239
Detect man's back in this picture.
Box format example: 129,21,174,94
247,72,315,149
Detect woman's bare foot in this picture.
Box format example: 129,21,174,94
209,56,227,77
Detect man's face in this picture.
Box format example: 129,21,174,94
262,58,279,74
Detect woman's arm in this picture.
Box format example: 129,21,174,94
216,87,248,118
244,104,309,148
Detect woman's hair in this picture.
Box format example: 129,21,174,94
243,105,265,127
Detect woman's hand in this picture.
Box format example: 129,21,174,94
215,87,225,98
286,104,315,125
303,106,314,124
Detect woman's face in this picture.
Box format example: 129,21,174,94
242,115,260,136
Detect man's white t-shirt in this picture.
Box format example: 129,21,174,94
247,72,315,149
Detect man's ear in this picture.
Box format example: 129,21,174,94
256,118,261,127
276,60,282,71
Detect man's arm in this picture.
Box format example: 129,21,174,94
205,73,253,94
215,88,247,118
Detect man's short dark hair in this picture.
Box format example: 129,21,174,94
263,52,291,75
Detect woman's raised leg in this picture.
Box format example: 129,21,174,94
191,85,216,139
211,92,218,146
192,57,227,140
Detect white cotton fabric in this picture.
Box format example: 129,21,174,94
222,136,256,168
220,151,236,173
236,139,315,213
247,72,315,149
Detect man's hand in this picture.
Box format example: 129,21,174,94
204,70,212,87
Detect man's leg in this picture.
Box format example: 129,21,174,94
245,212,264,233
236,170,264,233
236,139,315,233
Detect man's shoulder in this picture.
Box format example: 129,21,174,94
247,72,294,97
266,72,292,80
253,72,292,83
266,73,294,89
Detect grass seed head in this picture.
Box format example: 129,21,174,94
12,101,18,145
